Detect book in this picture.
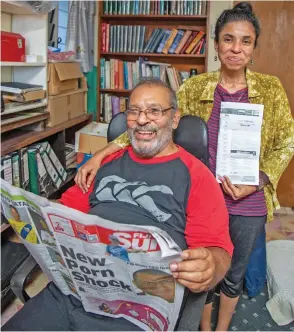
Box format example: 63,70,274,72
28,148,40,194
32,145,55,196
11,152,21,188
41,142,67,181
1,82,43,94
18,148,30,191
37,144,62,189
1,155,13,185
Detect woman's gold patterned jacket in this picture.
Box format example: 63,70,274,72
113,69,294,221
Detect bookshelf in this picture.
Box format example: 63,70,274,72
97,0,210,122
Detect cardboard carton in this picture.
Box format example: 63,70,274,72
48,62,84,95
46,88,87,127
75,122,109,154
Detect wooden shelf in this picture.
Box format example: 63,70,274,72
1,62,46,67
101,52,205,58
100,89,131,94
101,14,207,20
1,114,92,156
1,1,40,15
1,112,50,133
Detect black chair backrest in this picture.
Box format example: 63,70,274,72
107,113,209,167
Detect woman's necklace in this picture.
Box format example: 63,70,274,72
219,74,248,103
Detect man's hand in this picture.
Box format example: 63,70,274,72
75,158,101,193
169,248,215,293
75,143,123,193
219,176,256,200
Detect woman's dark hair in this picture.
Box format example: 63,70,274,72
215,2,260,48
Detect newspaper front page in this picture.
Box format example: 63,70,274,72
216,102,264,185
1,180,184,331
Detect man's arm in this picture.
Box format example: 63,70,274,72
170,156,233,293
206,247,231,288
75,142,122,193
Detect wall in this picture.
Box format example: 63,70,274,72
1,12,12,81
207,1,233,72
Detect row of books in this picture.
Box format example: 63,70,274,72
0,142,70,197
103,0,207,16
101,24,206,55
100,58,190,91
100,95,129,123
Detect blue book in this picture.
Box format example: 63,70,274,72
100,58,105,88
156,29,171,53
143,28,159,53
168,30,185,54
123,61,129,89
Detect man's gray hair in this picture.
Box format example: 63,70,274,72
131,77,178,111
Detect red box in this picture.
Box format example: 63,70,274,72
1,31,25,62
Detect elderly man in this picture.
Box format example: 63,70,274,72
3,78,232,331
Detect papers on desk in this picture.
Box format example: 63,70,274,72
216,102,264,186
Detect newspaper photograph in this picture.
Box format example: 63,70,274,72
1,180,184,331
216,102,264,185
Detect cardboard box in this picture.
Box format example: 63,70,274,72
48,62,84,95
46,88,87,127
75,122,109,154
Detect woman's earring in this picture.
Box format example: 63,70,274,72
214,54,218,61
250,59,254,65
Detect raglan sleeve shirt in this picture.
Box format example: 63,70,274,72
183,156,233,257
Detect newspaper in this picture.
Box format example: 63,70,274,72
1,180,184,331
216,102,264,185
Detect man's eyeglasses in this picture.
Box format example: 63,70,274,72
125,106,174,120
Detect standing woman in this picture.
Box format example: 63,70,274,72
75,2,294,330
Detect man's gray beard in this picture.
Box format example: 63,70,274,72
128,119,173,158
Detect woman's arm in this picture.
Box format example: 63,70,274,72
75,132,130,192
260,78,294,191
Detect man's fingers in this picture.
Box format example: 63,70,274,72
172,258,210,273
176,278,212,293
181,247,210,261
86,171,96,189
172,269,213,283
80,169,90,193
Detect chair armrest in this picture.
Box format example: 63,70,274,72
176,291,207,331
10,255,39,303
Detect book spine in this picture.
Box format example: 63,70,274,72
34,146,55,196
185,31,205,54
11,152,21,187
38,144,62,189
174,30,192,54
161,28,178,54
111,96,121,116
42,142,67,181
102,23,107,52
1,155,13,185
156,29,171,53
28,149,40,194
18,148,30,191
168,30,185,54
180,31,198,54
149,29,164,53
143,28,159,53
100,58,105,88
